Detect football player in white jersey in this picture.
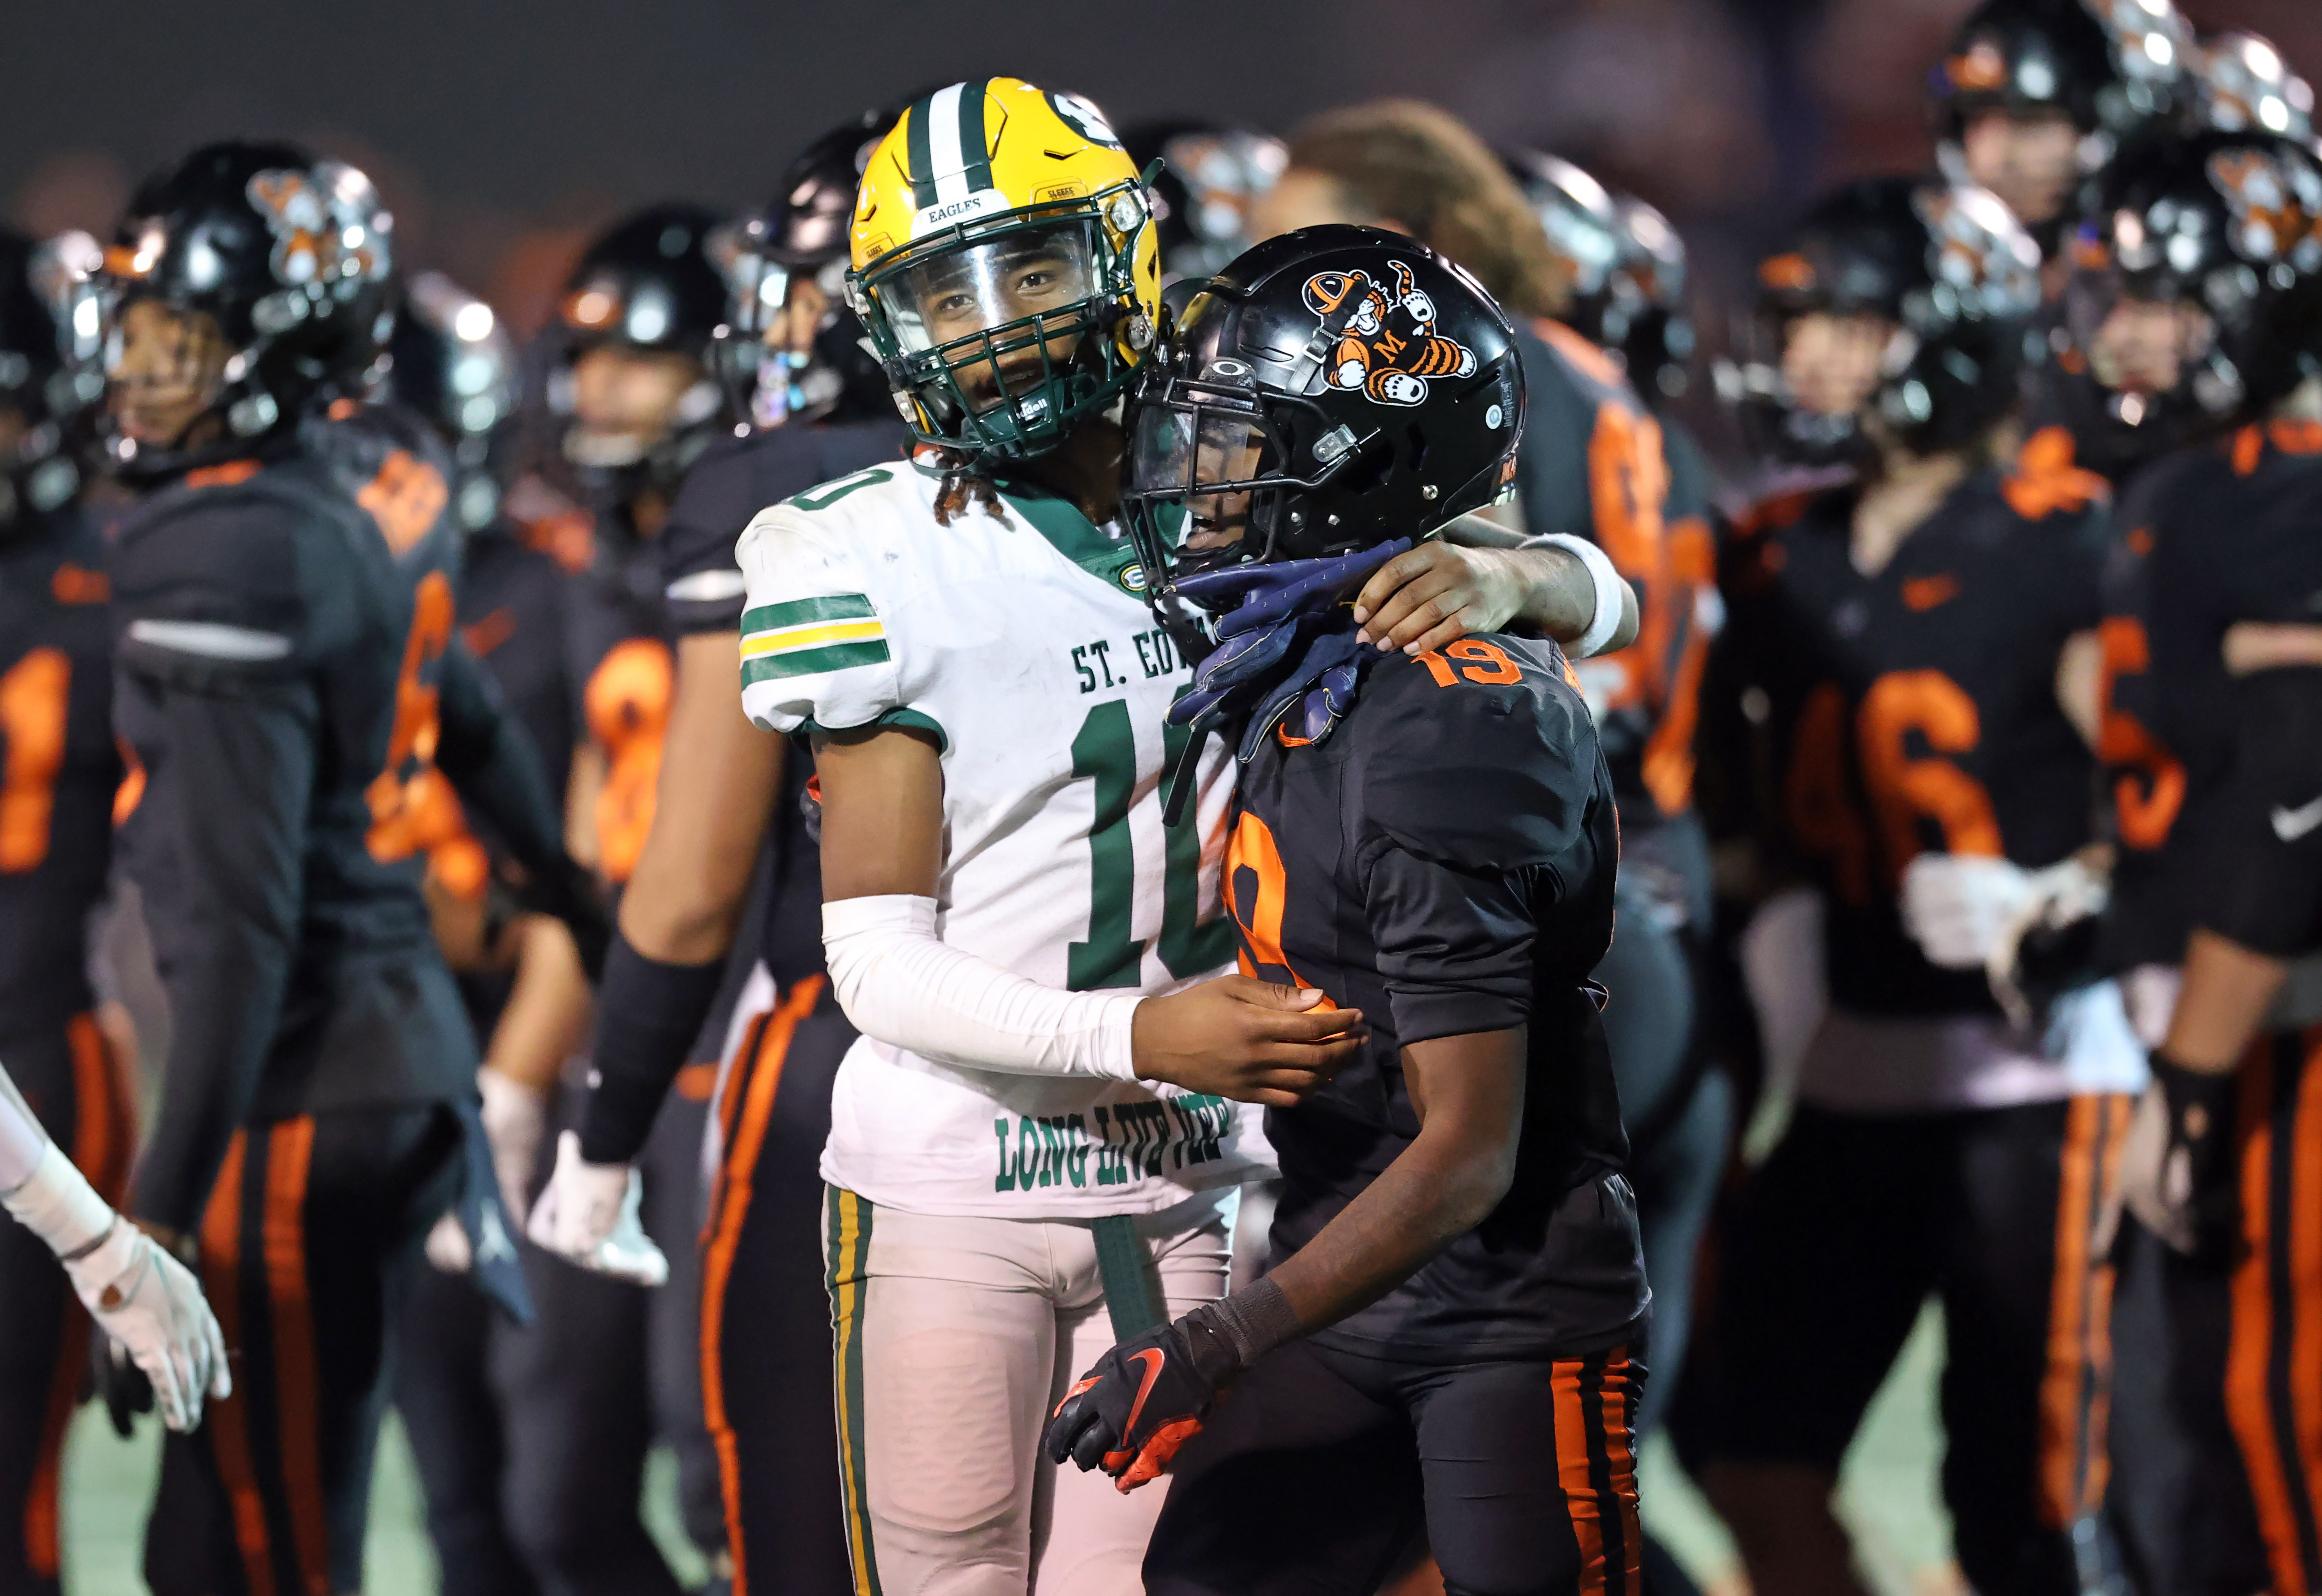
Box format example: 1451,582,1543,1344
535,77,1633,1594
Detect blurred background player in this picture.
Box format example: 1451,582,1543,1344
1927,0,2192,277
96,139,581,1596
491,203,736,1596
542,109,908,1596
2078,128,2322,1596
1693,176,2141,1596
1119,122,1288,286
0,223,134,1596
381,268,584,1596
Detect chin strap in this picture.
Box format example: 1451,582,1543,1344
1157,540,1412,825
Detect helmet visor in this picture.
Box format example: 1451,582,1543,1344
881,220,1097,360
1130,399,1274,564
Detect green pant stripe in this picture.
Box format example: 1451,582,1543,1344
826,1186,881,1596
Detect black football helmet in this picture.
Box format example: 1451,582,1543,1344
1717,177,2044,464
1120,122,1288,285
2189,32,2313,143
549,202,729,494
0,228,89,529
1122,224,1522,610
2068,130,2322,430
712,110,899,432
385,272,520,531
100,140,395,478
1931,0,2191,147
1609,195,1694,403
1506,152,1696,402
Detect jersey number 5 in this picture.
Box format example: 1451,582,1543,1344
1067,698,1236,989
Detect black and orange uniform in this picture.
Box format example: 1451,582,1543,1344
391,505,578,1596
0,502,130,1596
2106,418,2322,1596
629,418,900,1596
1144,634,1648,1596
486,490,720,1596
1514,317,1725,1438
1698,451,2133,1596
112,421,506,1596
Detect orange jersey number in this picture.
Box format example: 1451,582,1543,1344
0,649,69,872
2093,616,2185,852
1223,808,1333,1006
1856,669,2002,879
1784,682,1875,907
366,572,460,863
585,638,674,884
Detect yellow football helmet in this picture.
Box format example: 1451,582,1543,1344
846,79,1161,461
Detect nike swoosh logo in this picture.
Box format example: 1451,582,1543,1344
1111,1348,1168,1458
2274,794,2322,842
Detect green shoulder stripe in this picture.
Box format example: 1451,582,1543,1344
742,593,876,635
742,639,891,684
787,466,895,513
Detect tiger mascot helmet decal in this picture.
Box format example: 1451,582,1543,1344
1302,258,1479,406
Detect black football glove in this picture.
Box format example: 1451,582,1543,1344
1043,1307,1243,1492
2125,1054,2241,1263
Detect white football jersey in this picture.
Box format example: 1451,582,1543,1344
735,456,1271,1217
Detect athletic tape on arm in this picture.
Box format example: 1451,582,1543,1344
1523,533,1625,659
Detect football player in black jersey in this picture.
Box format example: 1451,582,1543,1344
456,203,739,1595
0,224,135,1596
531,112,907,1596
371,269,582,1596
1927,0,2192,273
2072,128,2322,1596
1040,226,1646,1596
92,140,584,1596
1694,178,2139,1596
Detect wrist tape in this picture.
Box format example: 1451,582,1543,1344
1525,534,1626,659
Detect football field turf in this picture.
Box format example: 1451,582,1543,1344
57,1306,1957,1596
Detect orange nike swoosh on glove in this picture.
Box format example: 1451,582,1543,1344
1100,1347,1169,1473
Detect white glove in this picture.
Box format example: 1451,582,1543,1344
3,1141,230,1432
1900,854,2036,970
526,1130,667,1287
68,1218,232,1434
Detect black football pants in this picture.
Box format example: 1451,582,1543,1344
697,976,856,1596
145,1103,463,1596
1701,1095,2129,1596
2109,1025,2322,1596
1146,1338,1647,1596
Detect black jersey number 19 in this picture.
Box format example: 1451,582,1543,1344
1067,696,1236,990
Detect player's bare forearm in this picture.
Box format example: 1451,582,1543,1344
1264,1026,1526,1334
483,916,593,1091
1353,537,1637,657
618,631,784,962
2165,928,2291,1075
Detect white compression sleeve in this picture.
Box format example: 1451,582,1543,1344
0,1066,50,1195
822,895,1143,1081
